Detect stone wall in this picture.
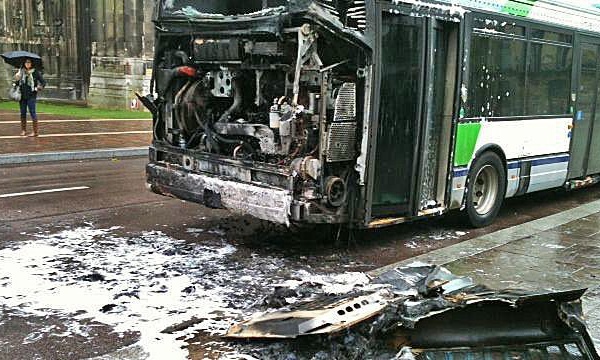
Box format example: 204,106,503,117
0,0,155,109
87,0,155,109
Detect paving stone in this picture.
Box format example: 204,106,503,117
553,215,600,238
0,111,151,159
439,202,600,351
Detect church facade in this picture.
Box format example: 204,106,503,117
0,0,155,109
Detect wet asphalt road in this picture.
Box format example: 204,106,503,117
2,157,600,359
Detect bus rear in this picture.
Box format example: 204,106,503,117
144,0,372,226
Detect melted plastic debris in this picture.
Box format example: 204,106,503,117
0,226,373,359
226,262,598,360
171,5,287,18
276,270,372,295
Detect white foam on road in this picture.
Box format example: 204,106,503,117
0,227,238,359
0,226,370,359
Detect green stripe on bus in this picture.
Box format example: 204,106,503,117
454,123,482,167
501,0,537,17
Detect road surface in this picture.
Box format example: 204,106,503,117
1,157,599,359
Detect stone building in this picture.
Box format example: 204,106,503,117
0,0,155,109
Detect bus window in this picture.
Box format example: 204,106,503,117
468,35,526,118
527,44,572,115
531,30,573,44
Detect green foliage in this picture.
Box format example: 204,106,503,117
0,100,152,119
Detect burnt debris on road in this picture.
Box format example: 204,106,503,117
227,264,599,360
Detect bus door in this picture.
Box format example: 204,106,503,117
367,8,458,220
570,38,600,178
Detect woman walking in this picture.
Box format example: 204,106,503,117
14,58,46,137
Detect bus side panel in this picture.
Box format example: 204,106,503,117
476,119,571,160
449,118,571,207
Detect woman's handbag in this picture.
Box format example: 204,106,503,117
8,83,21,102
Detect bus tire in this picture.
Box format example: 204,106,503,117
465,152,506,228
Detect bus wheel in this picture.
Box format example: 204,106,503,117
465,152,506,228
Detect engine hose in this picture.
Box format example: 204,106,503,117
207,122,255,157
233,142,256,159
173,50,189,65
157,67,202,144
204,120,243,152
213,131,246,145
233,145,243,158
188,108,255,156
186,111,206,148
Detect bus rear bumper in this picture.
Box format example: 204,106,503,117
146,163,293,226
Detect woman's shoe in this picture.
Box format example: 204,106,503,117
20,118,26,136
28,121,39,137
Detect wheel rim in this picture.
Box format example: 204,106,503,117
472,164,499,215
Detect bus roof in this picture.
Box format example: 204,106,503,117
396,0,600,34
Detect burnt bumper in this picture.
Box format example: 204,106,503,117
147,162,293,225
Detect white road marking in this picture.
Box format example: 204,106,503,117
0,131,152,139
0,186,90,198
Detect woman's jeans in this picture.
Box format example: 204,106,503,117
19,97,37,120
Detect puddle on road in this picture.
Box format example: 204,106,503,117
0,226,373,359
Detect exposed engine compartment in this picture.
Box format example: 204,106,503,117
147,21,368,221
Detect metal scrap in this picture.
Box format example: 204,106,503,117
225,263,599,359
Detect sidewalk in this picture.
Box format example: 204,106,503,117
372,198,600,348
0,110,151,165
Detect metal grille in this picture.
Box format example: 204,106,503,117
315,0,367,31
326,122,357,162
333,83,356,122
347,1,367,30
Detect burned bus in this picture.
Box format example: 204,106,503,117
143,0,600,229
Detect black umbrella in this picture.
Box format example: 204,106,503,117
1,51,42,68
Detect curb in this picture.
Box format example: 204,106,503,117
0,147,148,165
369,197,600,277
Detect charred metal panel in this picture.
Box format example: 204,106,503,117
225,264,598,360
193,39,241,61
152,146,294,190
227,292,388,338
147,163,293,225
